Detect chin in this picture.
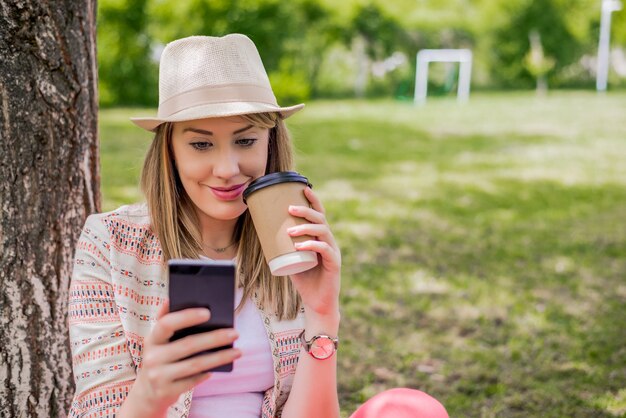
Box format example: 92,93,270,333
202,203,247,221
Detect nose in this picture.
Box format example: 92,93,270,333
212,147,240,179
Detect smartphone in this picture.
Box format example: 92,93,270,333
168,259,236,372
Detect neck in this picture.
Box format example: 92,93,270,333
196,210,239,255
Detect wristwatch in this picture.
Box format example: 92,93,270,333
299,330,339,360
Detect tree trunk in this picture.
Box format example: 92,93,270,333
0,1,99,417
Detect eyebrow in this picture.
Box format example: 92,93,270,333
182,125,254,136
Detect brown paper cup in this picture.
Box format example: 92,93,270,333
243,172,318,276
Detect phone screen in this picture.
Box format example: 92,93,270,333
168,259,236,372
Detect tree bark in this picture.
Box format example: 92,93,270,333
0,1,99,417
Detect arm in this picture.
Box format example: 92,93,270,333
280,187,342,418
280,311,341,418
68,215,138,417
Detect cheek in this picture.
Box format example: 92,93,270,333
179,159,208,180
244,144,269,175
174,151,210,182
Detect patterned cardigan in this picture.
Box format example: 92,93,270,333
68,204,305,418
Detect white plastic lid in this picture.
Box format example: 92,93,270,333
268,251,318,276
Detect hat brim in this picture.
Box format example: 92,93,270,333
130,102,305,132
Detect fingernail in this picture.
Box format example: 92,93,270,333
200,309,211,319
294,242,303,248
228,330,239,339
287,227,297,234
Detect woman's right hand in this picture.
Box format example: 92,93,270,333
119,300,241,418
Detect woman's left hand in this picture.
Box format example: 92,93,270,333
287,187,341,318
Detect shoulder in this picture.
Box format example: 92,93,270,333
83,203,162,263
85,202,149,225
83,203,151,234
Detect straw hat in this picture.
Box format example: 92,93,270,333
130,34,304,131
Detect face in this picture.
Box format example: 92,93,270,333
171,116,270,223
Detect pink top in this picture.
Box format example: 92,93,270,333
189,287,275,418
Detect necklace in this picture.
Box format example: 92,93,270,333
204,241,238,253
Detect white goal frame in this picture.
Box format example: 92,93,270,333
414,49,473,105
597,0,623,91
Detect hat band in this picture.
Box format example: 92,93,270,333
158,84,278,118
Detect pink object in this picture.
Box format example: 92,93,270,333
349,388,449,418
189,287,274,417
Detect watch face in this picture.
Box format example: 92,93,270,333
311,336,335,359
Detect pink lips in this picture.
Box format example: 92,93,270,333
209,183,247,201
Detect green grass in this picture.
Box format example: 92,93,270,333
100,91,626,417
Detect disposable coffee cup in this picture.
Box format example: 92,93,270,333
243,172,318,276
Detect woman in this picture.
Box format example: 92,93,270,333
68,34,448,418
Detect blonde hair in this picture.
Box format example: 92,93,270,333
140,113,302,320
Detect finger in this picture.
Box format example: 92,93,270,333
157,299,169,320
149,308,211,344
303,187,325,214
288,205,326,225
165,328,239,363
169,371,212,395
294,240,339,266
165,348,242,381
287,224,337,248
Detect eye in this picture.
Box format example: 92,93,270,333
236,138,258,147
190,141,212,151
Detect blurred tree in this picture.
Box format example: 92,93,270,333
524,29,556,94
350,3,406,60
486,0,593,88
152,0,287,70
284,0,343,98
98,0,157,106
150,0,340,104
346,3,417,96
